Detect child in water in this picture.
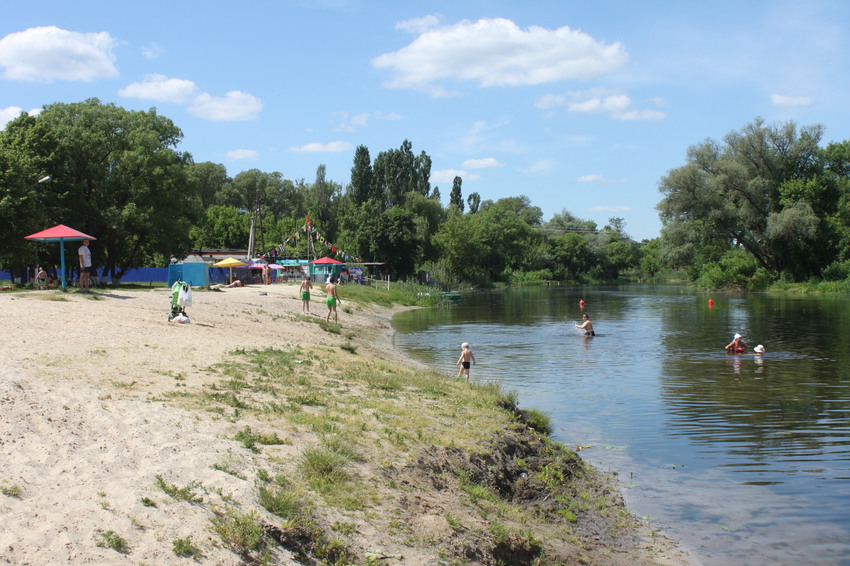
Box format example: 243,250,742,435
456,342,476,381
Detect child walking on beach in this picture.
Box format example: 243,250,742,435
456,342,476,381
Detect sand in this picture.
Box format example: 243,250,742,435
0,283,400,565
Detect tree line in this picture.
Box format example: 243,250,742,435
1,98,657,286
5,99,846,289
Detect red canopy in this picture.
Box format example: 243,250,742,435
24,224,96,290
310,256,343,264
25,224,96,242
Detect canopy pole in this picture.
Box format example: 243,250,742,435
59,239,67,290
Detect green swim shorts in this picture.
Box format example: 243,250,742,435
301,292,310,301
326,296,337,307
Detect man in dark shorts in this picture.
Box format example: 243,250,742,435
576,314,595,336
78,239,92,292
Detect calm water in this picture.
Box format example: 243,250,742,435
392,285,850,566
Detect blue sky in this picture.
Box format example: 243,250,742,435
2,1,848,241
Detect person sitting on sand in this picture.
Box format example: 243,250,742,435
226,279,244,288
576,314,595,336
725,333,747,354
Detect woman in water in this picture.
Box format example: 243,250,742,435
725,333,747,353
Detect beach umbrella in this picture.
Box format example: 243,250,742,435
24,224,96,290
212,257,246,283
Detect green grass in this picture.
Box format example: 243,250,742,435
172,536,200,557
332,281,451,308
95,530,128,553
0,479,21,497
154,475,204,503
234,425,287,452
210,509,266,556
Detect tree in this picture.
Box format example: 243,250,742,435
0,111,61,270
194,161,231,210
372,140,431,209
550,233,592,280
467,192,481,214
35,99,198,281
657,118,828,282
450,176,464,212
349,145,373,206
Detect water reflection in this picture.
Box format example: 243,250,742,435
393,286,850,565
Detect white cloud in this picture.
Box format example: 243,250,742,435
577,174,611,183
537,88,666,121
0,26,118,82
462,157,504,169
395,15,441,34
0,106,40,129
289,141,354,153
225,149,259,161
373,17,627,95
119,74,198,103
141,42,166,59
335,111,402,132
771,94,814,107
591,205,631,212
525,160,554,174
431,169,480,183
188,91,263,121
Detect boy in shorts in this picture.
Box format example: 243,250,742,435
299,275,312,314
456,342,476,381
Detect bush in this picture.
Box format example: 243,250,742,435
822,260,850,281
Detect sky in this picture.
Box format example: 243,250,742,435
2,0,849,241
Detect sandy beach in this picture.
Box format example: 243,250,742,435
0,283,695,565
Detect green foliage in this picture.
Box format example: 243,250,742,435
694,248,775,290
234,426,286,452
95,530,128,553
210,509,265,555
154,475,204,503
658,118,850,286
172,536,200,557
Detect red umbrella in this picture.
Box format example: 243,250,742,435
25,224,96,290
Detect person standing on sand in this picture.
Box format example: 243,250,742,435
78,239,92,292
299,275,313,314
325,277,341,322
456,342,476,381
36,267,47,289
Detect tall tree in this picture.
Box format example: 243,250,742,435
657,118,827,281
349,145,373,206
35,98,198,281
450,176,464,212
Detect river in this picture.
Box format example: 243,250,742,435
391,285,850,566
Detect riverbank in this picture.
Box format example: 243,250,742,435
0,284,695,565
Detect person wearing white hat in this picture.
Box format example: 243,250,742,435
754,344,766,355
725,333,747,354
